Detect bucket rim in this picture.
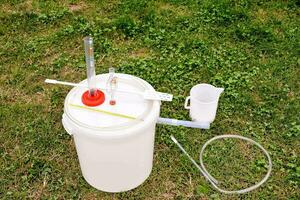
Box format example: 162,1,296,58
63,73,161,134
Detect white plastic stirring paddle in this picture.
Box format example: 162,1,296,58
45,79,86,87
45,79,173,101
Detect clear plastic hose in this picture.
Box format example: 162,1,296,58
171,134,272,194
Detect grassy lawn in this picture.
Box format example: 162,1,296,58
0,0,299,199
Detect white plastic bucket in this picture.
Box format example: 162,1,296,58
184,84,223,123
62,73,160,192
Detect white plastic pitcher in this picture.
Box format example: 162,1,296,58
184,84,224,123
62,73,160,192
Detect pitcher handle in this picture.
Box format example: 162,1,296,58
184,96,191,109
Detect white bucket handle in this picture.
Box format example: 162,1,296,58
184,96,191,109
62,114,74,136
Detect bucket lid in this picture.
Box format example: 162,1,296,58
64,73,156,130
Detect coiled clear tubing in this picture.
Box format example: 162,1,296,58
171,134,272,194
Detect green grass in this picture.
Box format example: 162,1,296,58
0,0,299,199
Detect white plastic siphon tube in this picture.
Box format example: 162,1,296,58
171,134,272,194
83,36,97,96
157,117,210,129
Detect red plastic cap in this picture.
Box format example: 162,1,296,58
82,90,105,107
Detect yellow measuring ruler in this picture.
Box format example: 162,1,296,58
69,104,138,120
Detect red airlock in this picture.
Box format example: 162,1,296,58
82,90,105,107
